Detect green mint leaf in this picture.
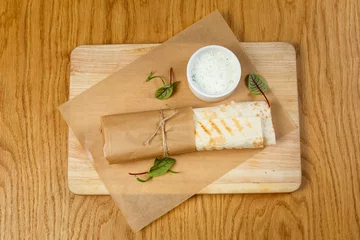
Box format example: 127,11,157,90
147,69,179,100
150,157,163,172
148,157,175,177
135,176,152,182
155,86,174,100
247,72,270,107
154,81,180,100
247,73,268,95
130,157,179,182
154,157,161,165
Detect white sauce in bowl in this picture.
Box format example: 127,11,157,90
189,48,239,95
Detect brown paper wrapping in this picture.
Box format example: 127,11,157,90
59,10,297,231
101,107,195,163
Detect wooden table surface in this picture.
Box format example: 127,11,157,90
1,1,359,239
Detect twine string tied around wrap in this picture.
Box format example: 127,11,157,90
144,108,178,157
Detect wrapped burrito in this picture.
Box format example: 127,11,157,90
101,101,276,164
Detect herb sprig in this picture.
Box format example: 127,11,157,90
247,72,270,107
129,157,179,182
146,68,179,100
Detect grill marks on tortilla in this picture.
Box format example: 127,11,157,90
196,120,226,140
220,119,233,135
210,120,222,135
197,118,245,144
232,118,243,132
197,120,211,136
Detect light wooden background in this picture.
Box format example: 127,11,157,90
0,0,359,239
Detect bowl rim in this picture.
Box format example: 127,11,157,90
186,45,242,99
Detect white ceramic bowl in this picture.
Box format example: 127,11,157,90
186,45,241,102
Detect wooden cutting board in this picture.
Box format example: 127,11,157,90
68,43,301,195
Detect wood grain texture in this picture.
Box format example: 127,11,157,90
1,0,359,239
68,43,301,195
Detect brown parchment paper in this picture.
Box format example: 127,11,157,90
59,10,297,231
101,107,195,163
